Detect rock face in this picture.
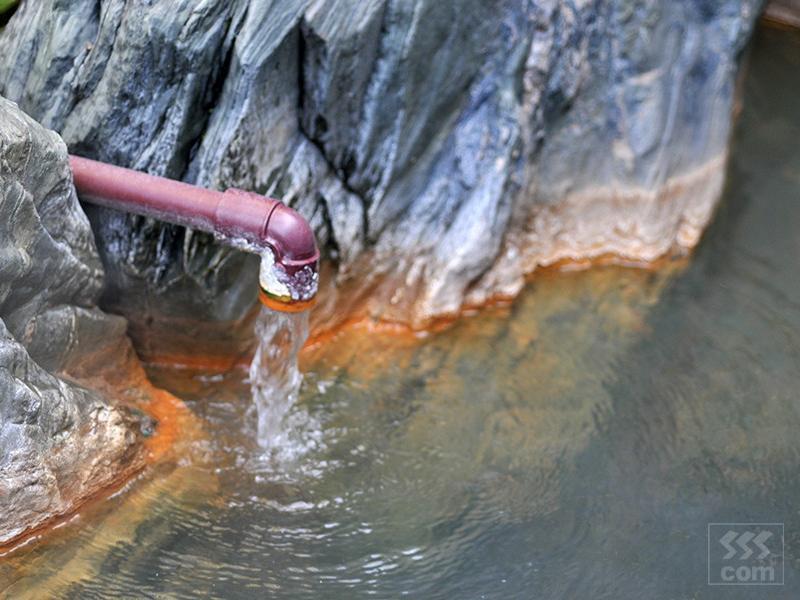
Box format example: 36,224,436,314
0,0,763,356
0,97,146,546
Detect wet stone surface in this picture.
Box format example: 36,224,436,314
0,0,762,358
0,97,147,547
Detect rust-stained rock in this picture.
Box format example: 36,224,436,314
0,1,763,352
0,97,148,547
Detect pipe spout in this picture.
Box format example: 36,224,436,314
69,155,319,312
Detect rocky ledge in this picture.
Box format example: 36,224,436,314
0,97,149,547
0,0,764,361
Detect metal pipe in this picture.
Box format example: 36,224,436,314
69,155,319,312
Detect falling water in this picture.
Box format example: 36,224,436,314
249,307,309,452
247,249,319,465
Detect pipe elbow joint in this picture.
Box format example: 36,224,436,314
262,203,320,275
216,188,320,273
217,189,319,312
259,204,320,313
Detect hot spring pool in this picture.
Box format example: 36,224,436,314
2,24,799,600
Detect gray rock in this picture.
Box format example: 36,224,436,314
0,97,145,546
0,0,764,351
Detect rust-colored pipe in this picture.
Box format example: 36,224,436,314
69,155,319,312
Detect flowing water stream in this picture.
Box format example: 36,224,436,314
249,308,310,458
1,25,799,600
248,244,318,469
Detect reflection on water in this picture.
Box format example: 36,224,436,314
2,25,800,600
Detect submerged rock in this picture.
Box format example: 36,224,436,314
0,97,146,546
0,0,763,354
